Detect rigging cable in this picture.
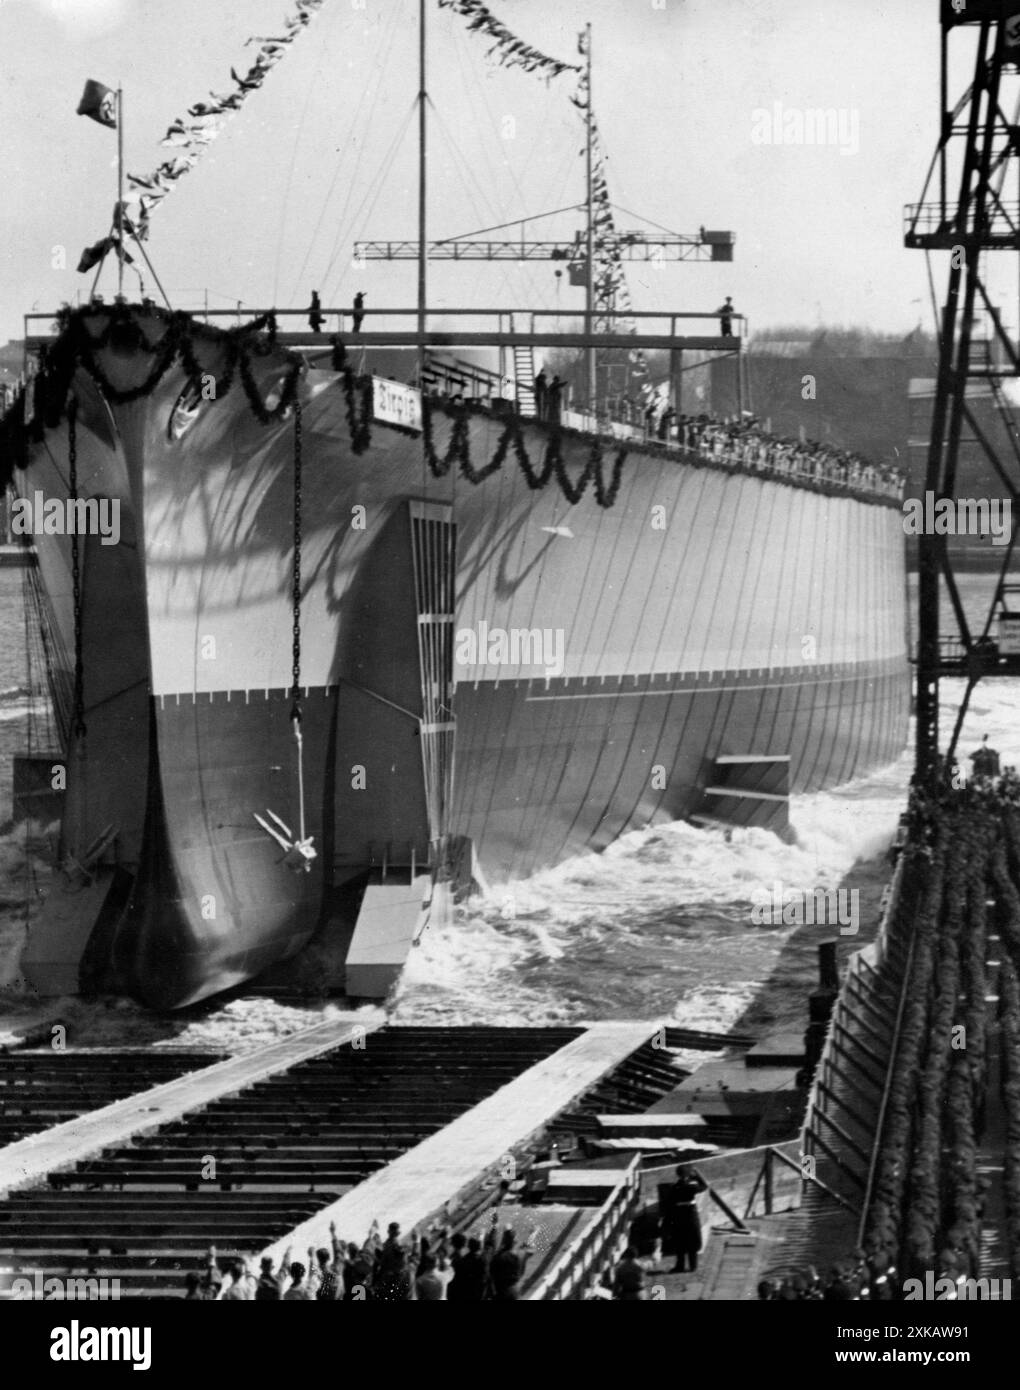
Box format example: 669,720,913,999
322,99,419,303
301,0,410,301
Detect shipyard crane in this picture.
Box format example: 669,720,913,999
907,2,1020,782
355,215,736,411
353,219,735,266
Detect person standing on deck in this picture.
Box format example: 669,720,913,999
533,367,548,420
352,291,366,332
717,296,735,338
663,1166,708,1273
548,375,564,426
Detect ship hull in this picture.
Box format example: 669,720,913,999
5,310,910,1006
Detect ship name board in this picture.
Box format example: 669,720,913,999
372,377,422,433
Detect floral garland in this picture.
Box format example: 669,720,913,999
421,398,627,509
26,305,301,423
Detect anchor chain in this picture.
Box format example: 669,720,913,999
68,397,86,741
290,398,302,725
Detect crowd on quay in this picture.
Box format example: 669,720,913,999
183,1214,537,1302
756,1252,898,1301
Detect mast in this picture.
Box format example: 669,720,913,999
418,0,427,366
117,85,124,300
584,23,595,411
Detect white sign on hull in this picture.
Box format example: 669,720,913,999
372,377,423,433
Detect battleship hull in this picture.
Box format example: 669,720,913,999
2,309,910,1006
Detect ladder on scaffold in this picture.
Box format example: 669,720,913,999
512,325,537,416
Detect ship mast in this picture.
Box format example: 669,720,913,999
117,84,124,300
418,0,427,372
584,22,595,411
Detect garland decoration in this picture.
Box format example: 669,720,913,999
0,307,904,515
421,398,627,508
436,0,580,79
23,305,303,423
341,366,374,455
125,0,327,230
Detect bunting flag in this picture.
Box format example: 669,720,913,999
573,43,650,391
77,79,118,129
437,0,580,79
125,0,326,222
76,236,133,273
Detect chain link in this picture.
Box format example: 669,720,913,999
290,399,303,724
68,397,86,741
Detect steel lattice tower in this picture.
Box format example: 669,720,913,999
908,2,1020,782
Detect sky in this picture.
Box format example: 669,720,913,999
0,0,1005,348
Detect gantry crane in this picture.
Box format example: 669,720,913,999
907,1,1020,781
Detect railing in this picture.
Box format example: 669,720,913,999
24,304,744,345
800,848,909,1226
904,201,1020,246
526,1159,641,1301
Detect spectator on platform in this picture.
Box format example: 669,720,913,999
374,1223,413,1301
255,1256,282,1301
219,1258,255,1301
663,1166,707,1274
629,1204,661,1260
612,1247,648,1301
548,375,564,426
352,291,366,333
717,296,735,338
489,1227,530,1301
182,1270,216,1301
449,1234,489,1301
533,368,548,420
415,1252,455,1300
314,1227,345,1300
282,1259,317,1300
343,1240,374,1301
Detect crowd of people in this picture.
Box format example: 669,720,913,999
182,1163,711,1303
182,1213,537,1302
596,403,905,499
757,1251,898,1301
855,769,1020,1292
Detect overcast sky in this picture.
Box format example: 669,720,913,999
0,0,1005,348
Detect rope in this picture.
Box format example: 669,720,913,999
68,397,86,742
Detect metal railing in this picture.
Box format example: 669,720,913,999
24,304,744,346
526,1159,641,1301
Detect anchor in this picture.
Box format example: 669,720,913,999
252,399,316,877
253,807,316,874
61,823,118,890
